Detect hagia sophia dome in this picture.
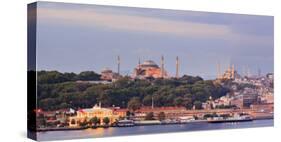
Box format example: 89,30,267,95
132,59,168,79
140,60,159,68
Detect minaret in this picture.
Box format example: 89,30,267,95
226,63,231,79
161,55,164,78
117,56,120,75
228,63,231,72
242,66,245,77
138,57,141,68
231,64,235,79
258,68,261,77
176,56,179,78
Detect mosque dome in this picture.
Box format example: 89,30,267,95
141,60,159,68
101,67,112,73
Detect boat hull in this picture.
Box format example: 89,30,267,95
208,118,253,123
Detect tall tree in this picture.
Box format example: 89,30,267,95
103,117,110,126
127,97,141,111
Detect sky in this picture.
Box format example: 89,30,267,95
35,2,274,79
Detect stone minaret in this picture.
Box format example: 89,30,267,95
138,58,141,68
176,56,179,78
117,56,120,75
161,55,164,78
231,64,235,79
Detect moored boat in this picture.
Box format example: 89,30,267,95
116,119,135,127
207,115,253,123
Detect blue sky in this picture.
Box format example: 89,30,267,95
36,2,273,79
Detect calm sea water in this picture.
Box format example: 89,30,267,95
37,119,273,141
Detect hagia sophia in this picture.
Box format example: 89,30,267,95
131,56,174,79
132,60,166,79
100,56,179,81
100,55,240,81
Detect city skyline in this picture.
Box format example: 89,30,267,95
36,2,274,79
28,2,274,141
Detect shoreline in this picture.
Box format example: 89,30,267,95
37,117,273,132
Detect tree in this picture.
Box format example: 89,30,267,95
37,70,231,112
90,116,100,126
194,101,202,109
185,103,193,110
126,111,131,118
103,117,110,126
60,102,70,108
77,71,101,81
37,71,69,84
142,95,152,106
158,112,166,121
127,97,141,111
79,118,88,127
174,97,184,106
180,75,203,84
145,112,154,120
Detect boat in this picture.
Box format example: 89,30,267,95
116,119,135,127
134,120,161,125
207,115,253,123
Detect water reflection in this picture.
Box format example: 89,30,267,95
37,119,273,141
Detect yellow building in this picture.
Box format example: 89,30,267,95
69,104,125,127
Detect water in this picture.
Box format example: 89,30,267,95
37,119,273,141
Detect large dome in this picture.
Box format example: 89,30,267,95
101,67,112,73
141,60,159,68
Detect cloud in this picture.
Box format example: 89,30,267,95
37,7,231,36
37,6,272,45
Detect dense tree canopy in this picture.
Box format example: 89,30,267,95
127,97,142,111
37,70,101,84
37,71,229,111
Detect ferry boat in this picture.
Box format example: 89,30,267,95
161,119,180,124
135,120,162,125
207,115,253,123
116,119,135,127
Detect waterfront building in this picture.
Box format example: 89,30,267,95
210,96,232,109
68,104,126,127
266,73,274,80
111,107,128,118
242,94,258,107
250,103,273,113
134,106,186,120
36,108,75,128
263,93,274,103
230,92,258,108
230,96,243,108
